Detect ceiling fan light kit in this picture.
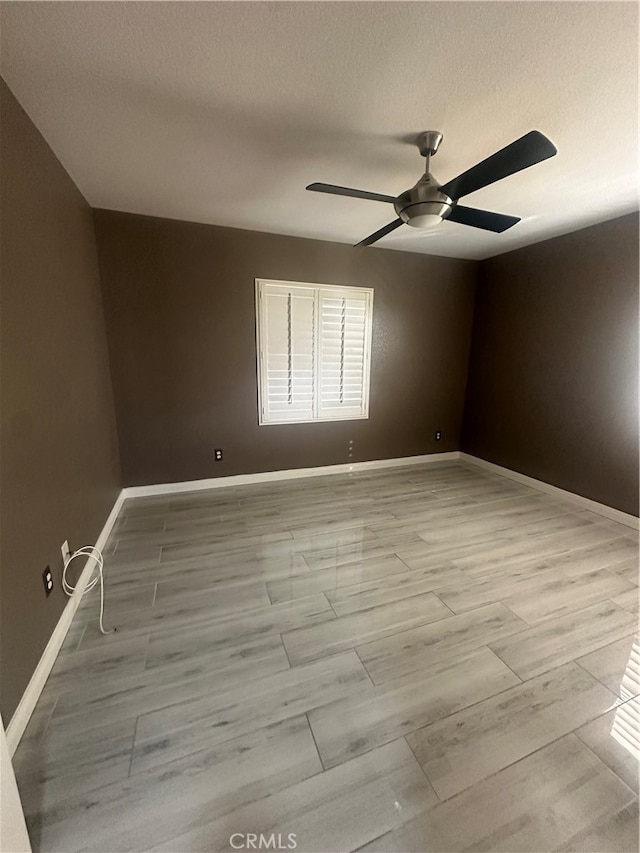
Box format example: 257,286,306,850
306,129,557,247
406,213,444,229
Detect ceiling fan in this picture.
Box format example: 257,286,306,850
306,130,557,246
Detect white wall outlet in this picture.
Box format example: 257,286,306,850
61,540,71,565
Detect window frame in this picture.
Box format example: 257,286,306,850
255,278,374,426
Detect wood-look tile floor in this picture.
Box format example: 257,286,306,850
13,462,640,853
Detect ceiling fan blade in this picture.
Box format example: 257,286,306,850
447,205,520,233
306,182,397,204
355,218,403,247
439,131,557,201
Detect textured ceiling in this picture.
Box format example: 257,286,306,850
0,2,637,260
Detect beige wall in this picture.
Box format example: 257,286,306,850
0,80,121,722
93,209,477,487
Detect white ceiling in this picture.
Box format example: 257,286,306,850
1,2,638,260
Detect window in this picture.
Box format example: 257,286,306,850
256,279,374,425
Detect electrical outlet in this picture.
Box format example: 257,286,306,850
435,431,442,441
42,566,53,597
61,540,70,565
214,449,223,461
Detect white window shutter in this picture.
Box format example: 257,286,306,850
259,283,315,423
318,289,371,420
257,280,373,425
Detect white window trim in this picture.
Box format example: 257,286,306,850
255,278,374,426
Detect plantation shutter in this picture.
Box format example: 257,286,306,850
256,280,373,424
259,283,315,423
318,288,372,420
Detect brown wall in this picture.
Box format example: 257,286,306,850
0,80,121,721
93,210,477,487
462,213,639,516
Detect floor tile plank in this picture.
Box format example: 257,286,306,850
266,554,408,605
575,698,640,793
406,661,617,799
489,600,637,680
308,646,520,769
576,634,640,699
360,735,636,853
132,650,371,774
325,566,467,616
26,717,322,853
358,602,527,685
282,593,451,665
151,739,437,853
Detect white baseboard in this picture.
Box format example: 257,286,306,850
123,452,461,498
5,489,126,756
461,453,639,531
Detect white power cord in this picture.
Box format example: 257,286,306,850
62,546,114,635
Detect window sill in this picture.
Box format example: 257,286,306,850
258,414,369,426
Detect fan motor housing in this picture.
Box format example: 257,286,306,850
394,174,454,227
